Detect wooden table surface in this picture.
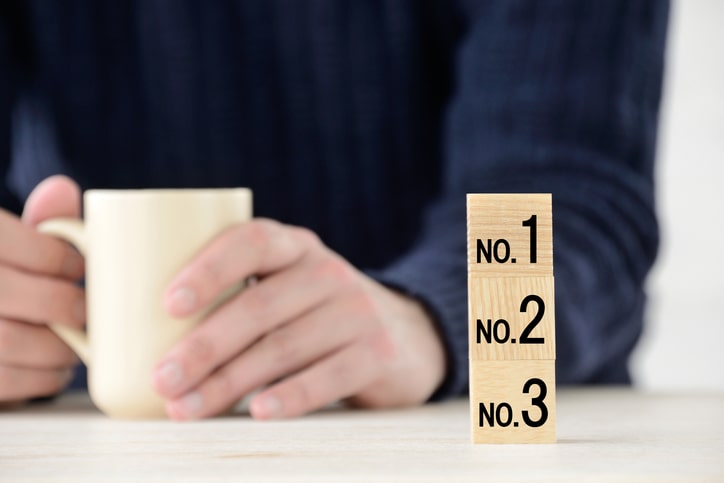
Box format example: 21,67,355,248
1,388,722,482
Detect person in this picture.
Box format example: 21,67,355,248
0,1,669,420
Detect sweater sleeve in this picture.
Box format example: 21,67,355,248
0,3,23,215
371,1,669,399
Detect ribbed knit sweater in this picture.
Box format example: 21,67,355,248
0,1,669,398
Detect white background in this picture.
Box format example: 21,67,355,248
630,0,724,390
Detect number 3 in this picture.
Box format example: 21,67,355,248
522,378,548,428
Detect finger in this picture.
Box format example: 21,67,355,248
250,335,390,420
153,254,345,398
164,220,318,317
0,266,86,327
22,175,82,225
0,210,84,280
0,319,78,369
0,365,73,401
14,175,83,279
162,299,366,420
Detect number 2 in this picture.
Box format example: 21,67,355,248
519,294,545,344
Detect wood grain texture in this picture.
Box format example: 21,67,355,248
468,276,555,360
2,390,722,481
470,360,556,444
467,194,552,277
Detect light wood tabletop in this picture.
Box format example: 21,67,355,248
1,388,722,482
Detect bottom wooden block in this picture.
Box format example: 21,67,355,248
470,360,556,444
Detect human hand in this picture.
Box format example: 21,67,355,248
152,219,446,420
0,176,85,406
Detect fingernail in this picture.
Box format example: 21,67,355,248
168,287,197,315
253,395,282,419
72,298,86,323
156,361,184,390
178,391,204,417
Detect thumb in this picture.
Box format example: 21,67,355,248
22,175,82,227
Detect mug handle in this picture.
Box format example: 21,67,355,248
37,218,91,364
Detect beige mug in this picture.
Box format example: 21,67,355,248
37,188,252,418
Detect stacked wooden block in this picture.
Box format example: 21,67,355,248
467,194,556,444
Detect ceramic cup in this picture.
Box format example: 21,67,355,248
38,188,252,418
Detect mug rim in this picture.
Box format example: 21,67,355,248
84,187,252,199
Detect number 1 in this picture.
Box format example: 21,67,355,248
522,215,537,263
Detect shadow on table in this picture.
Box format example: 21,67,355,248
22,390,353,420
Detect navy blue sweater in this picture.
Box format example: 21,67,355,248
0,1,669,398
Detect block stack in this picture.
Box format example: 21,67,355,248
466,194,556,444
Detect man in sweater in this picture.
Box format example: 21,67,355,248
0,1,668,419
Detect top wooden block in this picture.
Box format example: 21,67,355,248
467,194,553,277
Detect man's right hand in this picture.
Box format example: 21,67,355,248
0,175,85,405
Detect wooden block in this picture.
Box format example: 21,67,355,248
467,194,553,277
470,360,556,444
468,276,555,360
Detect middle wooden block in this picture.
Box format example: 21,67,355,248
469,276,555,360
